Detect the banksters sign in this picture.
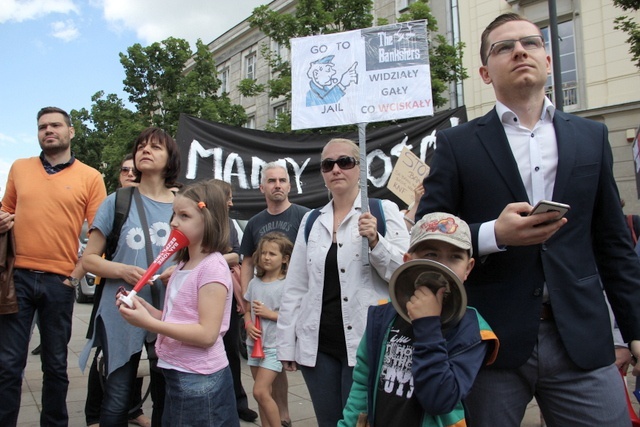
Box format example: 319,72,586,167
291,20,432,130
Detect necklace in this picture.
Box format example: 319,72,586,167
333,219,342,234
333,207,349,238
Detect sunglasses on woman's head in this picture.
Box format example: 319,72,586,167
320,156,359,173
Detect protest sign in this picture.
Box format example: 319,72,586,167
388,146,430,205
291,20,432,130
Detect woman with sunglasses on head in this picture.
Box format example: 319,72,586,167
119,154,138,188
277,138,409,426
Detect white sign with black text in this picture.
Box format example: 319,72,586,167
291,20,432,130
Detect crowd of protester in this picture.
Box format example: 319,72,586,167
3,11,640,427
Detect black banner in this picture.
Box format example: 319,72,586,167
176,106,466,220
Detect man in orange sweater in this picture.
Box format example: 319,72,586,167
0,106,106,426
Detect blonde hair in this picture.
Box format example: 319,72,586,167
322,138,360,160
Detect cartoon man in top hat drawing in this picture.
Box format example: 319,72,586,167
306,55,358,106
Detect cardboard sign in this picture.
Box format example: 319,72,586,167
291,20,432,130
388,146,429,206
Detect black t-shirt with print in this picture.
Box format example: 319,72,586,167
374,315,422,427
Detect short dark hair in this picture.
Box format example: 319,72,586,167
480,13,539,65
121,153,134,165
131,127,182,189
173,180,230,262
37,107,71,126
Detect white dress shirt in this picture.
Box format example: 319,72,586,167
478,97,557,256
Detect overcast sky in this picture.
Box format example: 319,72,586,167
0,0,267,198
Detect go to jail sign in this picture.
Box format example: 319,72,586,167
291,20,432,130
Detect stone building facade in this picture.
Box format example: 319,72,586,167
203,0,640,213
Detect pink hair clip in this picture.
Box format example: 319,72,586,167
197,201,207,209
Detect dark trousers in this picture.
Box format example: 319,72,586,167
97,320,165,427
465,320,629,426
300,351,353,427
0,269,75,427
148,357,166,427
223,294,251,412
85,347,145,425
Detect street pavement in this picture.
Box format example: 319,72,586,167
17,301,638,426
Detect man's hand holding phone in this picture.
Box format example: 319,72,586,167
495,201,569,247
528,200,570,225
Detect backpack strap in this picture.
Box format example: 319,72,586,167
304,198,386,243
304,209,322,244
86,186,135,340
132,188,161,309
105,186,135,261
369,198,386,237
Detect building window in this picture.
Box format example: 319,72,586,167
218,68,229,96
273,104,288,126
397,0,417,12
244,116,256,129
272,40,289,63
245,54,256,80
542,20,578,107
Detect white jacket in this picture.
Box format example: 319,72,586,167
277,194,410,367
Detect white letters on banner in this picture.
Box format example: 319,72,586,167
184,137,440,191
291,20,432,130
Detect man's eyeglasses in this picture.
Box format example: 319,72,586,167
320,156,359,173
486,35,545,62
120,166,135,175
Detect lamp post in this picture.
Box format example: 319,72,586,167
548,0,564,111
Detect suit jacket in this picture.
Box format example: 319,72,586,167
417,108,640,369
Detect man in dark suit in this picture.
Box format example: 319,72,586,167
417,13,640,426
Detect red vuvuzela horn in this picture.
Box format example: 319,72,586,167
119,229,189,308
251,316,265,359
621,369,640,427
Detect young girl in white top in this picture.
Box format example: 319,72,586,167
118,179,238,426
243,232,293,427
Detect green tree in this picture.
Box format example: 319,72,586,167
71,36,248,190
246,0,466,131
120,37,247,135
614,0,640,68
71,91,143,192
397,2,468,108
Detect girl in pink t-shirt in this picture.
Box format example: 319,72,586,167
118,180,237,426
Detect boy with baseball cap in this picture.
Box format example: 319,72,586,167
339,213,498,427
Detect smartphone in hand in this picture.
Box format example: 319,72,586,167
528,200,570,225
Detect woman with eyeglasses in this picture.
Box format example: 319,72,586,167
277,138,409,426
119,154,138,188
